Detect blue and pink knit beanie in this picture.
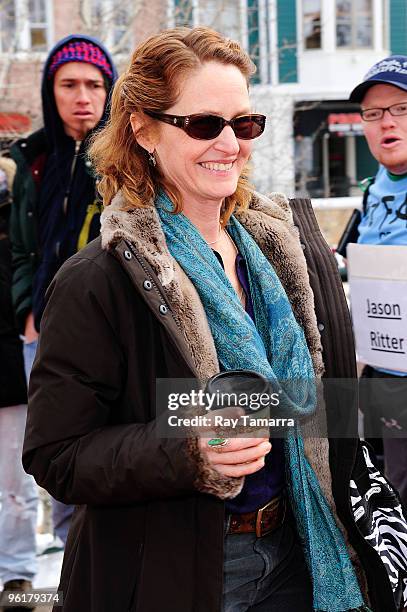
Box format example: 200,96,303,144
47,40,113,81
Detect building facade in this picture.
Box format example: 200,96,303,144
1,0,406,204
170,0,406,199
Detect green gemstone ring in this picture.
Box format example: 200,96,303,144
208,437,228,448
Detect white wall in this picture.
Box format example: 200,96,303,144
293,50,390,100
250,89,295,197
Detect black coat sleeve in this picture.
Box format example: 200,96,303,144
9,159,34,331
22,253,198,505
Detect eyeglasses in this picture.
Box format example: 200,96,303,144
361,102,407,121
143,110,266,140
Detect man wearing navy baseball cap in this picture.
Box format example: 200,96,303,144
350,55,407,102
349,56,407,508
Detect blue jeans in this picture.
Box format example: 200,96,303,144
223,511,313,611
23,339,73,545
22,340,38,383
0,404,38,583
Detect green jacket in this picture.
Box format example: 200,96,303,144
9,129,47,331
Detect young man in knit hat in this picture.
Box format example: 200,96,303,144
349,56,407,507
2,35,116,607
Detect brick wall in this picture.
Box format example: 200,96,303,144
0,0,167,134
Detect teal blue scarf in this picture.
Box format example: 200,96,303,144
156,191,365,611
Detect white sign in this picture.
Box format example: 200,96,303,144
347,244,407,372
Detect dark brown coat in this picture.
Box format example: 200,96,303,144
23,192,394,611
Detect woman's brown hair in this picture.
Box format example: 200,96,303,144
89,26,257,222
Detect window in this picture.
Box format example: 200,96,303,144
0,0,16,53
336,0,373,49
247,0,260,83
170,0,269,84
174,0,193,26
28,0,47,50
90,0,134,54
303,0,322,49
0,0,51,53
197,0,242,42
112,5,133,53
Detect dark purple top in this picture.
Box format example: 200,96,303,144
213,248,285,513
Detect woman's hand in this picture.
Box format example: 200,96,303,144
198,434,272,478
196,407,271,477
24,312,39,344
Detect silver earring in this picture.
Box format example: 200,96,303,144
148,151,156,167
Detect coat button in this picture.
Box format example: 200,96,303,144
143,279,152,290
123,250,132,260
27,211,33,217
159,304,168,315
21,142,27,148
33,169,39,175
318,323,325,331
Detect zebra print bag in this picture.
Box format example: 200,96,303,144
350,442,407,608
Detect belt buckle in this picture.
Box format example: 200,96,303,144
255,495,286,538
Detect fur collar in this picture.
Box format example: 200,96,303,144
101,190,324,379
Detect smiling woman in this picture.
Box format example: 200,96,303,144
130,61,254,231
22,26,385,612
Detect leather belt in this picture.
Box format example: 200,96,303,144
227,495,286,538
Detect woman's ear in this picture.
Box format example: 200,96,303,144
130,112,157,153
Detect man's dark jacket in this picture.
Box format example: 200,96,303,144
0,193,26,408
9,34,117,332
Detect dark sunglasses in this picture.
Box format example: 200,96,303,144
144,110,266,140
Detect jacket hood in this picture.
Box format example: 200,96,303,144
41,34,118,149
